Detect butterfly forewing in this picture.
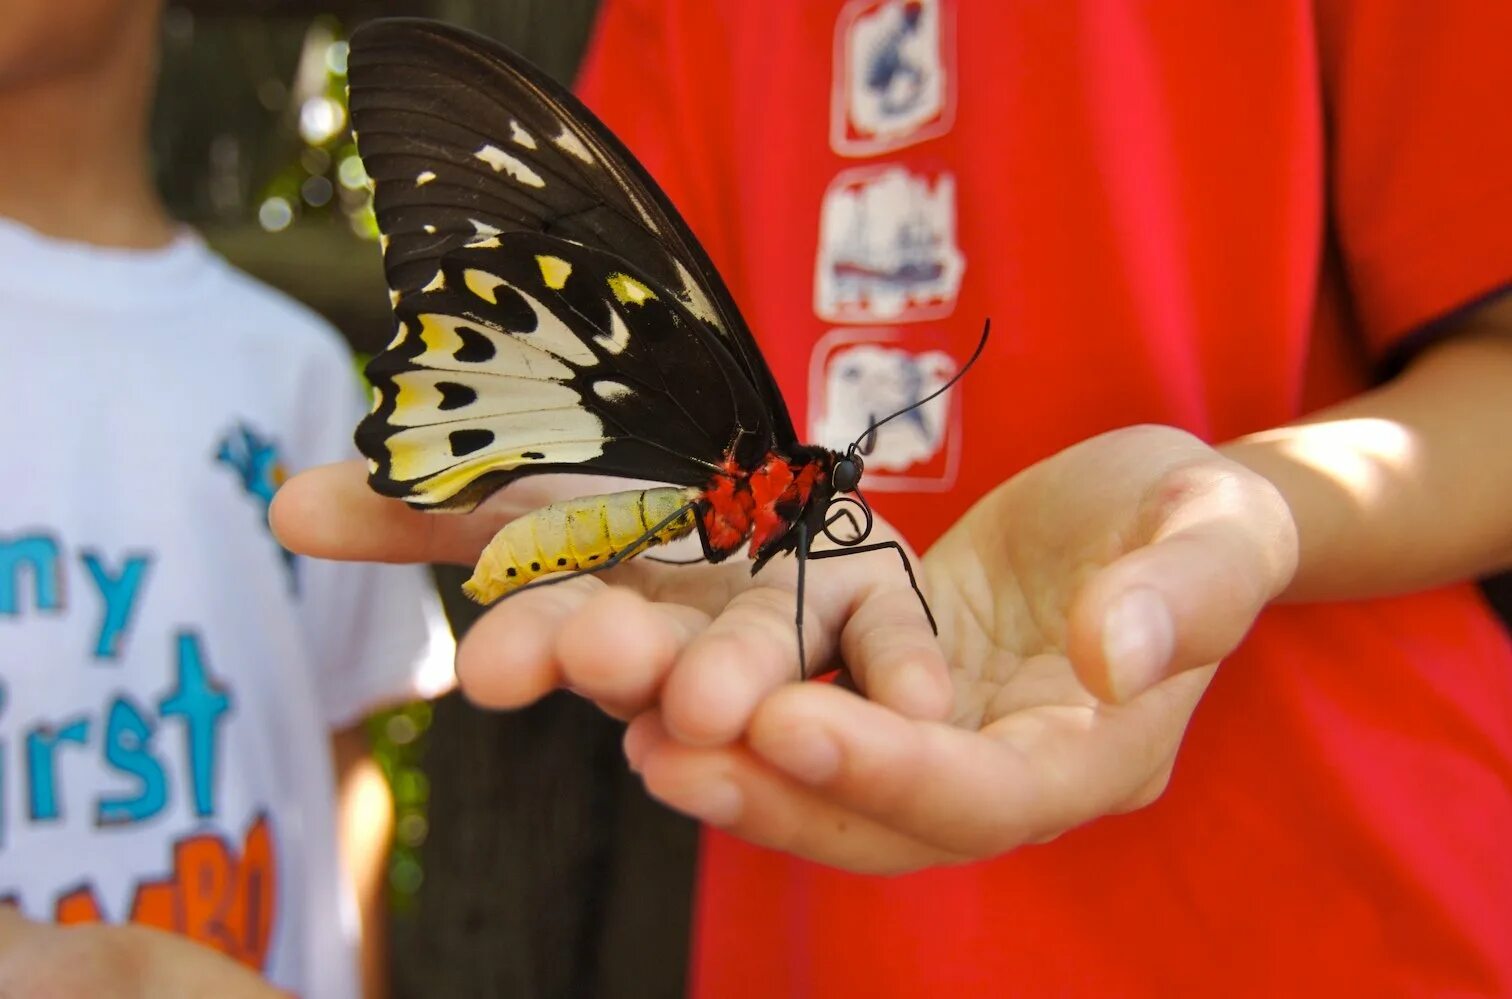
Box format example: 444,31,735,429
347,18,795,439
348,18,798,512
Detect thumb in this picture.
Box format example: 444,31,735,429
1067,472,1298,703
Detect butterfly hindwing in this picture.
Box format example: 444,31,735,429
358,231,776,510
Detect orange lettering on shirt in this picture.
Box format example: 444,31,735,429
53,885,104,924
174,833,239,956
224,813,277,969
129,877,179,932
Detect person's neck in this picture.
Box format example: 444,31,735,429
0,17,174,251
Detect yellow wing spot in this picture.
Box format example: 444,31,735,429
415,170,438,186
536,255,573,290
464,268,506,304
608,273,656,306
391,375,426,418
388,288,401,307
421,270,446,293
417,313,464,353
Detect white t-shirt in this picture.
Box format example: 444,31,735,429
0,218,455,997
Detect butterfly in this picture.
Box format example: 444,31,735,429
348,18,981,669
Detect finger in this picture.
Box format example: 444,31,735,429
1067,468,1297,702
657,582,822,746
456,576,610,709
836,578,953,721
555,587,709,719
656,537,952,745
746,673,1210,856
634,556,755,620
270,460,495,565
625,712,959,875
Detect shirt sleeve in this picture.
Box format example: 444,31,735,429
1316,1,1512,363
287,334,457,729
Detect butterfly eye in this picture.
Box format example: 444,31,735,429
832,455,862,493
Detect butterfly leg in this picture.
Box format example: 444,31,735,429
804,541,939,635
643,553,707,566
824,507,862,538
794,520,811,679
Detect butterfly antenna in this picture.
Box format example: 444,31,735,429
847,318,992,453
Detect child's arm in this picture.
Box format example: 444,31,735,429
1223,293,1512,602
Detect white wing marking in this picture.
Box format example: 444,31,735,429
474,144,545,188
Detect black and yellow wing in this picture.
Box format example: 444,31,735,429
348,18,795,509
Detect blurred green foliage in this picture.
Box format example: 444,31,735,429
366,701,435,912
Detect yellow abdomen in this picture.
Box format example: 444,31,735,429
463,486,701,603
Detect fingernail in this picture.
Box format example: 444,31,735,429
761,727,841,784
673,780,743,826
1102,587,1174,702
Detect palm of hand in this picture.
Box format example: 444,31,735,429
935,521,1105,733
610,427,1292,870
933,438,1154,730
915,447,1214,825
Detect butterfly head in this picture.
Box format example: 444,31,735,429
831,445,865,494
815,443,874,550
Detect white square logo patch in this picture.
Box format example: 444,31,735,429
814,164,965,324
808,329,962,492
832,0,955,157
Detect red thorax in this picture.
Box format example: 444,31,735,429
701,452,826,559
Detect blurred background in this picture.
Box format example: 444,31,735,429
152,3,698,997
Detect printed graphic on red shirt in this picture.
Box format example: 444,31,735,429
832,0,955,156
808,327,962,491
814,164,964,323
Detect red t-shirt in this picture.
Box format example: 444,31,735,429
577,2,1512,994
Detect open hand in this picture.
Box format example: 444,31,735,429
271,424,1297,873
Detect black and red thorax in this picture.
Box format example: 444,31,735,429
698,446,838,567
